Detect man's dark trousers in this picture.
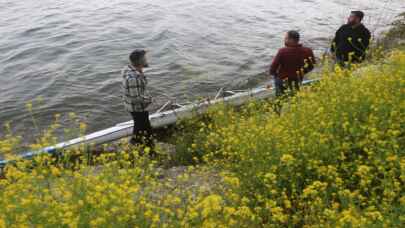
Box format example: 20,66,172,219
130,111,154,151
275,77,300,97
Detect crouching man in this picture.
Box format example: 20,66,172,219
122,49,155,153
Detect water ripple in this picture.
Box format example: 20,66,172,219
0,0,403,137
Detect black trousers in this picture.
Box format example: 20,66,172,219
275,78,301,97
130,111,154,150
274,78,301,115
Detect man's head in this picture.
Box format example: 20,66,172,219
285,30,300,46
130,49,149,68
347,11,364,26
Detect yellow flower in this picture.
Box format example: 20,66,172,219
280,154,295,164
223,176,240,187
68,112,77,119
284,199,291,209
198,195,223,218
357,165,371,176
400,196,405,206
386,155,397,162
0,218,6,228
51,166,61,176
79,122,87,132
25,101,33,112
270,206,287,223
144,209,153,219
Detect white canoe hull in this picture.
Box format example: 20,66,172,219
0,80,318,168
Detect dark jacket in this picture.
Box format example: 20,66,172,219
331,23,371,62
270,44,316,81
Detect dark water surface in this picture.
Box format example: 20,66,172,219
0,0,403,139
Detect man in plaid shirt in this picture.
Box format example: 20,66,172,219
122,49,154,152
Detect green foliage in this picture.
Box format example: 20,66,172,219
0,50,404,227
175,50,405,226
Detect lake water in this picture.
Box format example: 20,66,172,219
0,0,403,139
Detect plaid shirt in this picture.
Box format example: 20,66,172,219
122,65,152,112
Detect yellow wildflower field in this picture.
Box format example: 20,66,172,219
0,50,404,227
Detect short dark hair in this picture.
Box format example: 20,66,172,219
287,30,300,42
129,49,146,66
351,11,365,21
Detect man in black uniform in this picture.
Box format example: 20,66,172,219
331,11,371,65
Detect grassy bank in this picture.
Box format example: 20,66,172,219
171,48,405,226
0,48,404,227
